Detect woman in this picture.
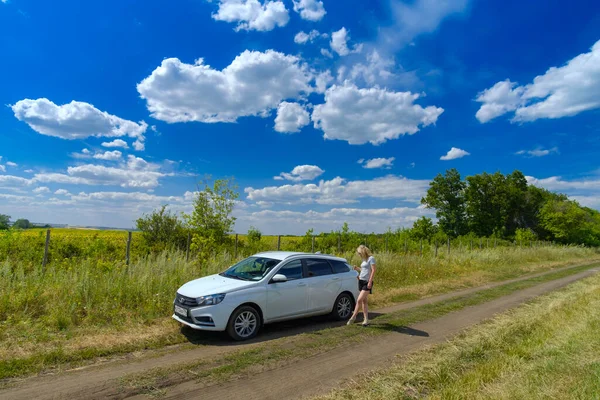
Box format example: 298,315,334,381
347,244,376,326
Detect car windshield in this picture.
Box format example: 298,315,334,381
219,256,280,281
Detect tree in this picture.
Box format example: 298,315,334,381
421,169,467,237
247,226,262,243
136,205,187,252
410,217,437,242
12,219,32,229
539,199,600,246
185,177,239,253
0,214,10,230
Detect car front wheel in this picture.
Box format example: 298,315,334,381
226,305,260,341
331,293,354,321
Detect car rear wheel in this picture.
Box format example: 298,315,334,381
227,305,260,341
331,293,354,321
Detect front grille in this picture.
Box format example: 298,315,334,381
175,293,197,307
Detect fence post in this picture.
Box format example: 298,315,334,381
385,236,388,252
447,237,450,255
311,235,315,252
337,234,341,253
126,231,132,266
186,231,191,261
435,240,438,257
404,238,408,254
277,235,281,251
235,234,238,258
420,239,423,257
479,238,482,249
42,229,50,273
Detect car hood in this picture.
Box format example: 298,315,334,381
177,274,257,297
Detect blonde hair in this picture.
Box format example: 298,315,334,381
356,245,372,260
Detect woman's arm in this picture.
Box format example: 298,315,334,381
368,263,376,288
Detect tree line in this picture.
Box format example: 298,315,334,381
419,169,600,246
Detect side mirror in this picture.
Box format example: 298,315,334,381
271,274,288,283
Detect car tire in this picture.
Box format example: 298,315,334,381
331,293,354,321
226,305,261,341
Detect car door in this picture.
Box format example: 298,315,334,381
304,258,341,313
265,259,308,321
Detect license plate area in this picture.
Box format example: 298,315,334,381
174,305,188,317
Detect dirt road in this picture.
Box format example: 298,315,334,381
2,262,598,400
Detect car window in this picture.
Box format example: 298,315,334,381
305,258,334,277
330,260,351,274
220,256,279,281
277,260,304,280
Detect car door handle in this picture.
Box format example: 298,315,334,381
297,282,307,287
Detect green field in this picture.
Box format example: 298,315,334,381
1,227,598,380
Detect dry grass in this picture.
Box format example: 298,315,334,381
315,269,600,400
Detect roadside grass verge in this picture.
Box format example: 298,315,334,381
315,269,600,399
0,246,598,382
115,262,600,397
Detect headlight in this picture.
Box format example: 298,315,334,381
196,293,226,306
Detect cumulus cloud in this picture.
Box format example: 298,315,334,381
294,29,324,44
102,139,129,149
212,0,289,31
274,102,310,133
32,186,50,194
246,175,430,205
137,50,313,123
0,165,5,173
11,98,147,142
476,39,600,123
440,147,470,160
515,147,559,157
93,150,123,161
55,189,71,196
359,157,395,169
274,165,325,181
330,27,362,56
311,82,444,145
292,0,326,21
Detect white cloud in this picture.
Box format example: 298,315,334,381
11,98,147,143
55,189,71,196
379,0,470,51
246,174,430,205
292,0,326,21
102,139,129,149
330,27,362,56
476,39,600,123
274,102,310,133
294,29,324,44
0,165,5,173
348,50,395,85
526,176,600,193
311,82,444,145
274,165,325,181
33,186,50,194
6,161,18,167
360,157,395,169
315,70,333,94
440,147,470,160
515,147,559,157
33,156,168,189
93,150,123,161
137,50,313,123
320,48,333,58
212,0,289,32
235,205,432,235
0,175,30,187
133,139,145,151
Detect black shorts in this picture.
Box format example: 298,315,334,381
358,279,373,294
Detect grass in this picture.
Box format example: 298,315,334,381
115,262,600,397
315,269,600,399
0,244,598,382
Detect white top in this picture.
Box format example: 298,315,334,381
359,256,375,281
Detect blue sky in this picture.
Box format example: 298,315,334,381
1,0,599,234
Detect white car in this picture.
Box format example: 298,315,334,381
172,251,359,340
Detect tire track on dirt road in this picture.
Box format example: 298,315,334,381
131,267,600,400
1,261,598,400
